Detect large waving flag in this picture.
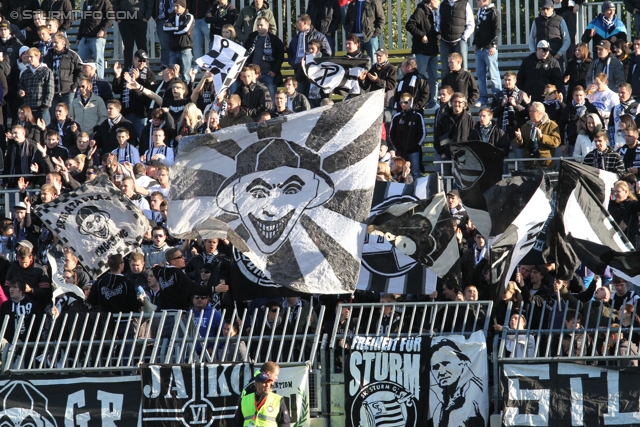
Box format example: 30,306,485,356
196,35,250,97
168,91,384,294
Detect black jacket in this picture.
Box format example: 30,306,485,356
473,4,499,49
244,31,285,85
491,87,528,138
46,118,80,149
442,69,479,104
204,1,238,36
0,36,23,87
112,0,154,20
41,0,74,30
344,0,385,43
406,0,439,56
188,0,211,19
469,122,510,153
112,65,157,118
163,11,195,50
156,266,209,310
564,57,592,98
389,109,426,155
94,116,139,153
78,0,115,40
87,272,142,313
3,0,40,29
43,48,83,95
393,70,430,111
361,60,397,107
139,115,176,155
558,100,600,146
306,0,341,36
235,81,273,118
517,53,565,102
434,110,474,157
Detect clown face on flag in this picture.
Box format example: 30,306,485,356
168,91,384,294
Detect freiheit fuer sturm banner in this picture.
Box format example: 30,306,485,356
0,375,140,427
502,363,640,426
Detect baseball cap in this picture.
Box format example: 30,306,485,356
375,47,388,56
602,1,615,10
16,240,33,251
80,62,97,69
134,49,148,62
597,40,611,50
14,202,27,211
446,189,460,198
0,22,9,29
536,40,551,50
255,372,273,383
541,0,554,8
18,46,29,57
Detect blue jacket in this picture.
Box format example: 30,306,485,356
191,303,222,348
582,14,628,47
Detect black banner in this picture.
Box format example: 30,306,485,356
345,335,430,427
502,363,640,426
0,375,140,426
141,363,253,427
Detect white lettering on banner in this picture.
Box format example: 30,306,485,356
348,338,421,397
504,363,640,426
165,366,188,399
206,363,236,397
189,404,208,425
65,390,90,427
97,391,123,427
143,365,162,398
503,364,550,426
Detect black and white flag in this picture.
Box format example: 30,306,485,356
562,178,640,286
196,35,249,96
450,140,505,239
566,236,640,277
357,176,440,295
366,192,459,278
303,55,371,96
545,160,619,279
488,174,552,295
33,175,147,278
168,91,384,294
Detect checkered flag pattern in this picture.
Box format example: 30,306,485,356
33,175,148,278
196,36,250,97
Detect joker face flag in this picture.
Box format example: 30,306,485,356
168,91,384,294
33,175,147,278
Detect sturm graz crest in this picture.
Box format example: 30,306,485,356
0,381,57,427
350,381,417,427
450,144,484,190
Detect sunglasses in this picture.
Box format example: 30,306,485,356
153,234,165,238
542,91,556,95
269,308,279,313
193,295,208,300
399,100,409,105
171,254,185,260
200,270,211,274
87,171,96,175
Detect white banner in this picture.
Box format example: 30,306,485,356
274,365,311,427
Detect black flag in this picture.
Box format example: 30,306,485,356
450,141,505,238
566,235,640,277
303,55,371,96
366,192,459,278
488,173,552,299
544,160,619,279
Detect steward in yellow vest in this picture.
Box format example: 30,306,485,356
233,371,291,427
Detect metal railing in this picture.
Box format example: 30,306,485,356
1,305,325,374
320,301,493,420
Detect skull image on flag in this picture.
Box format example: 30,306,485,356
168,90,384,294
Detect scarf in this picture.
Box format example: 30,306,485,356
476,4,494,26
116,143,133,163
52,50,64,93
593,148,609,170
108,114,123,131
600,13,615,31
253,33,273,63
91,76,100,95
12,140,31,176
479,124,491,142
543,99,561,110
592,57,611,83
474,243,487,265
502,87,520,132
38,39,52,56
295,31,307,63
122,66,150,108
572,99,586,117
148,144,168,159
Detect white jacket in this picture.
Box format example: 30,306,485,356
573,134,596,159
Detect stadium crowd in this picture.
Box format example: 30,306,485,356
0,0,637,364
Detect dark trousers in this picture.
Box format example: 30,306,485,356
119,20,148,69
558,7,577,62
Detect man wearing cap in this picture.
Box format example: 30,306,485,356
358,47,397,109
517,40,564,102
235,367,291,427
163,0,195,84
4,243,51,312
78,61,115,102
582,1,627,48
113,0,153,70
12,201,37,249
586,40,625,90
113,49,157,139
43,33,83,120
528,0,571,69
77,0,114,79
447,189,469,231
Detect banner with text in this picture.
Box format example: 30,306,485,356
502,363,640,426
345,334,430,427
0,376,140,427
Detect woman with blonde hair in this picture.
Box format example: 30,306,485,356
375,162,394,182
175,103,205,148
609,180,640,248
